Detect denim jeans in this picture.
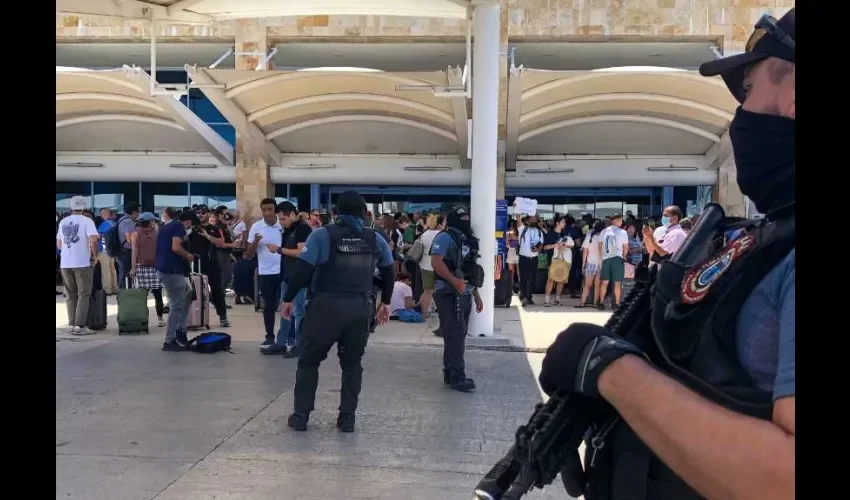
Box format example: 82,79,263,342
276,279,307,348
159,272,192,343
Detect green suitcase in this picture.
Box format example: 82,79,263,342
118,279,149,335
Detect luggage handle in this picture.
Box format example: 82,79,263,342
125,276,133,289
191,255,202,275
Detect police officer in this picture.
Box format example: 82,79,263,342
280,191,395,433
536,9,794,499
430,208,484,393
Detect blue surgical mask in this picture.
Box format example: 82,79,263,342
660,216,670,227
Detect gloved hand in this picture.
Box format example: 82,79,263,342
539,323,649,398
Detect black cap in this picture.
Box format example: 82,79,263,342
699,8,795,103
446,207,470,227
335,190,367,217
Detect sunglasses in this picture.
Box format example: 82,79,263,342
746,14,795,53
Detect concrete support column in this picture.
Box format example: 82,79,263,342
235,19,272,221
309,184,320,211
496,1,509,200
469,2,500,337
714,157,746,217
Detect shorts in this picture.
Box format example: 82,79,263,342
600,257,625,283
506,247,519,264
420,269,435,290
583,261,601,278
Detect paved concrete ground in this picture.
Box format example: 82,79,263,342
57,290,606,499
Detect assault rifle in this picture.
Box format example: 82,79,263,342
473,205,726,500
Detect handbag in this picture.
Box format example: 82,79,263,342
406,238,425,263
548,258,569,283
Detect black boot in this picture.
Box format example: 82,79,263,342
287,412,309,431
336,412,356,433
449,376,476,393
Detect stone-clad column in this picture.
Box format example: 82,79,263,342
714,157,746,218
235,19,272,221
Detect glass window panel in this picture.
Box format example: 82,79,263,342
594,198,624,219
141,182,188,217
56,182,91,215
289,184,311,212
189,182,236,210
93,182,140,214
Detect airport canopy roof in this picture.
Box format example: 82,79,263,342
56,66,234,164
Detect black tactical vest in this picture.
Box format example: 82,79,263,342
311,223,379,296
584,204,795,500
430,228,467,284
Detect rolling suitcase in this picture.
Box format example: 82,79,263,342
118,277,149,334
494,262,513,308
87,261,108,330
188,258,211,331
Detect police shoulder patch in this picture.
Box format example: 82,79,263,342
680,233,757,305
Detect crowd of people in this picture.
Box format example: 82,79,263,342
57,199,696,339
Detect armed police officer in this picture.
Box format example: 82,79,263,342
430,208,485,393
280,191,394,433
535,9,795,500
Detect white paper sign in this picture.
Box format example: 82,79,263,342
514,197,538,215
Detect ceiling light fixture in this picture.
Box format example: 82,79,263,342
289,164,337,169
523,167,575,174
404,166,452,171
647,166,698,172
170,163,217,169
57,162,103,168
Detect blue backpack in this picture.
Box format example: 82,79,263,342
187,332,233,353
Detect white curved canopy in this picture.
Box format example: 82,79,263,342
190,68,464,157
508,67,738,163
56,67,233,162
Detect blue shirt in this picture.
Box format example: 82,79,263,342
298,217,393,269
736,247,795,401
156,220,187,275
430,231,473,296
97,220,115,252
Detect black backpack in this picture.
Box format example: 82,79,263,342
187,332,232,353
105,216,128,257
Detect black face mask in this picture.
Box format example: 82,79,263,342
453,219,472,235
728,106,795,215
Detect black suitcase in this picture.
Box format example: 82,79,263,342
87,289,107,330
494,264,513,308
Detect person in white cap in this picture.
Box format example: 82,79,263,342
56,196,100,335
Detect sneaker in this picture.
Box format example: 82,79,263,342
287,412,309,431
553,298,562,306
521,299,529,307
260,345,288,356
336,413,356,433
544,299,550,308
283,346,300,359
66,326,80,335
176,329,190,348
220,318,231,328
73,327,96,336
596,303,605,311
157,317,166,328
162,340,186,352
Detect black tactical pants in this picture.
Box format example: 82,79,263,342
293,294,372,415
434,292,472,381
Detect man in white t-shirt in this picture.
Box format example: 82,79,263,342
598,213,629,309
516,214,545,306
244,198,283,348
56,196,100,336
